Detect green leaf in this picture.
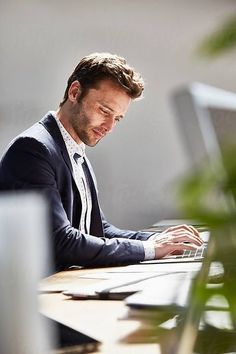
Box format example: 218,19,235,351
197,16,236,57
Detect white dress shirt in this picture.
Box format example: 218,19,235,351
53,112,92,234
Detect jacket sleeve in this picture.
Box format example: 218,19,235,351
101,212,154,241
86,157,155,242
0,137,146,270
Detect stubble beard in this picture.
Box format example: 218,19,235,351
70,103,100,147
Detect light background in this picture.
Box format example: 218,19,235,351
1,0,236,230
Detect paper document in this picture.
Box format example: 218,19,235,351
63,272,180,300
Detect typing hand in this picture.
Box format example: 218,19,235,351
153,224,203,259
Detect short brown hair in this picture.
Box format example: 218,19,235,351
60,52,144,106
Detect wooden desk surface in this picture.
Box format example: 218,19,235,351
39,267,161,354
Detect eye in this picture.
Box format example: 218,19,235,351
100,107,110,115
115,117,121,123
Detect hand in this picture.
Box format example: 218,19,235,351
153,224,203,259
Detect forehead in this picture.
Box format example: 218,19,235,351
85,79,131,114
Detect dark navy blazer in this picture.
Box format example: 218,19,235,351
0,113,153,270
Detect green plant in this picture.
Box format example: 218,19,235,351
161,14,236,353
198,16,236,57
174,147,236,353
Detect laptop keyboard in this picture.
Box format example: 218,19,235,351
175,244,207,259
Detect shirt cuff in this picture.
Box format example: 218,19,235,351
148,232,161,240
142,241,155,260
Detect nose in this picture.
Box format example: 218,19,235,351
104,116,116,133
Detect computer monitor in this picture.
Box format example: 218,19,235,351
171,82,236,169
170,82,236,354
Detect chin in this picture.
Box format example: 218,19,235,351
85,139,100,147
82,133,102,147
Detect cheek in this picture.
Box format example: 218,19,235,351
86,110,103,126
80,101,103,126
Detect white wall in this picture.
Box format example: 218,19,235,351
1,0,236,229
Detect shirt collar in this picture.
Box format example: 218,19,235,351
51,111,85,159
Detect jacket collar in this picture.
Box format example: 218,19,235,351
39,112,73,173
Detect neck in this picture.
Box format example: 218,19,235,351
56,105,82,144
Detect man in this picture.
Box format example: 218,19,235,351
0,52,202,270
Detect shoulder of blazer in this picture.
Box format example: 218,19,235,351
39,112,72,173
39,112,65,148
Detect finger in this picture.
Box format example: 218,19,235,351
169,232,203,246
173,242,199,251
178,224,200,237
154,230,203,246
163,224,200,238
170,249,184,255
188,225,201,238
154,241,200,259
162,230,203,246
171,229,202,243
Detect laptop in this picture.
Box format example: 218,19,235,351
141,230,209,264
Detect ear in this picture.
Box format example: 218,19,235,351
68,80,82,102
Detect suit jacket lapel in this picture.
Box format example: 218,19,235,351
39,112,104,237
39,112,73,175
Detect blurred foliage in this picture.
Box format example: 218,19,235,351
148,15,236,353
178,147,236,230
174,147,236,353
198,16,236,57
144,148,236,353
160,14,236,353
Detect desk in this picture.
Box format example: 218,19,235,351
39,267,161,354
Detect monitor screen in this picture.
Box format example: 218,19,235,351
170,82,236,169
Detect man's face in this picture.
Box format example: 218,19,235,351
69,79,131,146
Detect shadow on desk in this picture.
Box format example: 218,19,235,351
120,312,236,354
